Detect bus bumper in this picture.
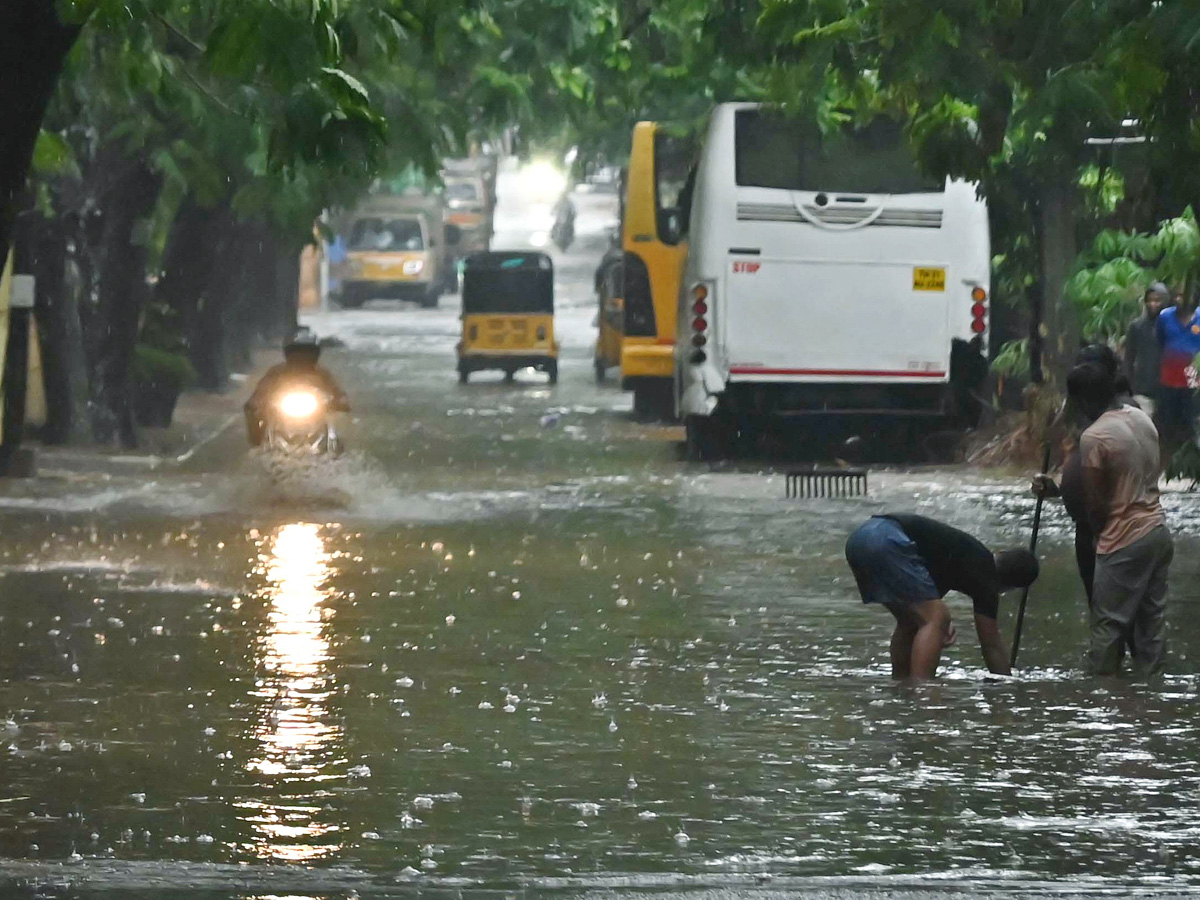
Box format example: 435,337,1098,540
620,342,674,389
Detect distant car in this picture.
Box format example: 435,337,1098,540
443,176,493,255
586,166,622,192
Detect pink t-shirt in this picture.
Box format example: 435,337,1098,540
1080,406,1165,555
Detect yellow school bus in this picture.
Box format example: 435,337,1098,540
620,122,691,418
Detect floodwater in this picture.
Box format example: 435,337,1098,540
2,169,1200,899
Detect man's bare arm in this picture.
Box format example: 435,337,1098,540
1081,448,1111,539
975,613,1011,675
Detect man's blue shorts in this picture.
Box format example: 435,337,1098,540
845,516,940,610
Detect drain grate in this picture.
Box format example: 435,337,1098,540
785,468,868,499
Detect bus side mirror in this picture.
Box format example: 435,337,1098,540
446,224,462,246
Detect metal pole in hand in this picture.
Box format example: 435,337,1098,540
1010,438,1054,669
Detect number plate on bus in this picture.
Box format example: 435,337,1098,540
912,267,946,291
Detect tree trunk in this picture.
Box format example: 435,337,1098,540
226,224,271,371
93,159,161,448
157,195,225,349
0,4,81,273
193,226,246,392
14,211,88,444
1038,179,1079,386
273,237,303,342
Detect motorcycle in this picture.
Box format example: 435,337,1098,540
262,387,343,457
551,196,575,252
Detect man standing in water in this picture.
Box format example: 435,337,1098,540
1070,362,1173,676
845,515,1039,678
1125,282,1167,418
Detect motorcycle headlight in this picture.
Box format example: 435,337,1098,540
278,391,320,419
402,259,424,276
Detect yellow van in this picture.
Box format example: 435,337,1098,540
336,194,457,308
620,122,691,418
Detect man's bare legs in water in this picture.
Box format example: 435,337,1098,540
888,600,955,679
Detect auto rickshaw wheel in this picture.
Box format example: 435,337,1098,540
547,361,558,385
504,370,515,384
420,292,439,309
594,360,606,383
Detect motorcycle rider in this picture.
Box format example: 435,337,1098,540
245,329,350,446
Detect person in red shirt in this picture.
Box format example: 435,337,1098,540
1155,290,1200,446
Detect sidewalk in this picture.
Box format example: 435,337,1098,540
34,350,275,475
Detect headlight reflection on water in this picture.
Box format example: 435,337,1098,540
242,522,343,862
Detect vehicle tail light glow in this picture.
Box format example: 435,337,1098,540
970,286,988,337
690,283,709,353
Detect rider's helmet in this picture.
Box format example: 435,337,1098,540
283,328,321,366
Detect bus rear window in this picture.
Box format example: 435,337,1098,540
734,110,941,194
654,131,693,245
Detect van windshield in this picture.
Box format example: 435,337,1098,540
348,217,424,251
446,181,480,203
734,110,942,194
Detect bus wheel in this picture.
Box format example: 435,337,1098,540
547,362,559,385
684,415,726,462
635,383,676,422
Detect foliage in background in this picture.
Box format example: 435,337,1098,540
1067,208,1200,342
1167,442,1200,491
990,338,1030,380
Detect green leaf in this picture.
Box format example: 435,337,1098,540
31,131,78,178
320,67,370,105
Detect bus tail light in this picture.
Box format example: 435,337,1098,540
970,286,988,336
690,283,710,348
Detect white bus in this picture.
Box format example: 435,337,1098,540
675,103,991,458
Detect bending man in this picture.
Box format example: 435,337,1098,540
845,514,1039,679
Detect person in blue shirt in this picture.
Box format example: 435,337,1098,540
1155,290,1200,446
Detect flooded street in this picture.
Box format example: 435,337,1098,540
3,173,1200,898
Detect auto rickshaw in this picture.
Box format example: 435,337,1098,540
593,245,624,381
457,252,558,384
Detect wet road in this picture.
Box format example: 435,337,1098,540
2,167,1200,898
